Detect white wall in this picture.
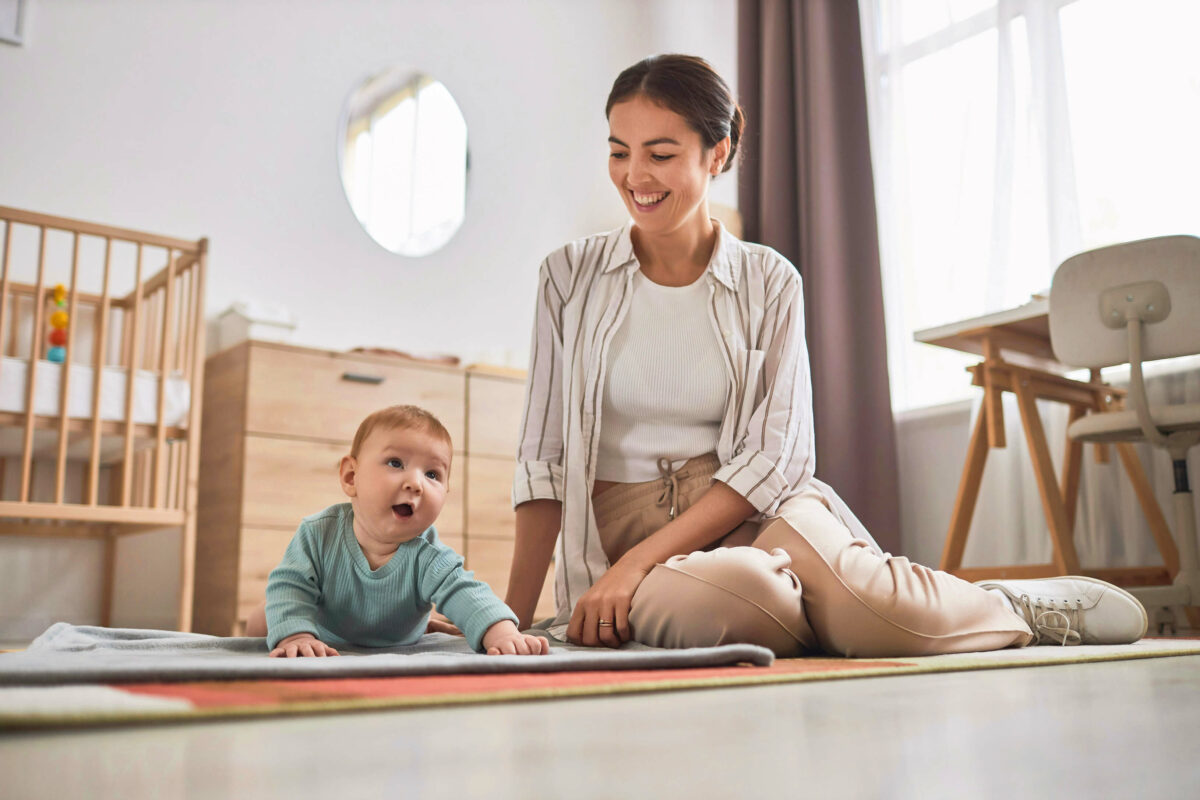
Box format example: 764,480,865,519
0,0,738,638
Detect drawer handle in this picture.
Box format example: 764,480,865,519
341,372,385,385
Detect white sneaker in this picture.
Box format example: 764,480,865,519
974,576,1148,645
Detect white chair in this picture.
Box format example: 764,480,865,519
1049,234,1200,629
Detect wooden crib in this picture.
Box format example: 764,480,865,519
0,206,207,631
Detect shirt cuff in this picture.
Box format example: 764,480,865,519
459,605,520,653
713,450,790,514
512,460,565,507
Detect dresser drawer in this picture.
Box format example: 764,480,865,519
241,436,350,528
466,372,526,457
241,435,465,534
465,455,516,538
244,344,466,444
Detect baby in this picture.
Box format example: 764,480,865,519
250,404,548,657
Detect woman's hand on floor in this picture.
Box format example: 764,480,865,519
269,633,340,658
567,560,649,647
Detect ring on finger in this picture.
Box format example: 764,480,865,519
597,619,614,627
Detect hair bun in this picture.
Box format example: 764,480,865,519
725,105,746,173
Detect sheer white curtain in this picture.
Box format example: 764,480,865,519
861,0,1200,412
860,0,1200,565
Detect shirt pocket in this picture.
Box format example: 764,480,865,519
731,348,766,434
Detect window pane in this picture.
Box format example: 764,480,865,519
889,29,998,409
886,0,997,47
1061,0,1200,248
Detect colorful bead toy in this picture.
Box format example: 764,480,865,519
47,284,68,363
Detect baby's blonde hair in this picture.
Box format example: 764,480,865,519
350,405,453,459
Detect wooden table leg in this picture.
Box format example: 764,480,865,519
940,400,991,572
1013,378,1082,575
982,341,1006,449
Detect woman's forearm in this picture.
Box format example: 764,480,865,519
620,481,755,573
505,499,563,629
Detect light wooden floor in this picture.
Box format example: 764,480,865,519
3,651,1199,799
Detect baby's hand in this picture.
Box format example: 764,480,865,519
269,633,340,658
481,619,550,656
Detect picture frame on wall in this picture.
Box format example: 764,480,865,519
0,0,26,46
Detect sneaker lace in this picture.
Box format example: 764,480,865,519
1016,594,1083,646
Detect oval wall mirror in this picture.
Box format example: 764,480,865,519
338,67,469,256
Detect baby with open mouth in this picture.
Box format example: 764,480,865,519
246,404,549,658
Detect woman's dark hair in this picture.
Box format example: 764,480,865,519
605,54,745,173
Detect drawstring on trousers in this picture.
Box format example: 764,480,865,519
656,457,688,520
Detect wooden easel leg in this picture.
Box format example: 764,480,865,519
940,402,991,572
1013,380,1081,575
1114,442,1180,577
982,343,1007,448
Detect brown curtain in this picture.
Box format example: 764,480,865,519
738,0,901,553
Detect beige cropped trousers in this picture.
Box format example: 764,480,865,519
595,454,1034,658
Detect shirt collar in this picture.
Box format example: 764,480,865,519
604,219,742,291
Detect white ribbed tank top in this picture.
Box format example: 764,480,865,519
595,270,729,482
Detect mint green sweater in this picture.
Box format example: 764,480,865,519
264,503,517,651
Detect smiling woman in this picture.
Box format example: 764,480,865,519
502,53,1149,660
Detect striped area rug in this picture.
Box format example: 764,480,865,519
3,638,1198,729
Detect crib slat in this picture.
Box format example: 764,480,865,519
54,233,83,502
174,441,186,510
151,250,178,508
100,530,117,627
86,237,114,505
183,262,200,383
0,220,11,358
18,227,48,503
120,243,145,507
120,297,131,376
141,286,153,371
146,281,160,370
176,268,191,380
178,238,208,631
7,297,18,359
171,266,196,511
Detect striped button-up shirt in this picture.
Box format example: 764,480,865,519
513,221,878,636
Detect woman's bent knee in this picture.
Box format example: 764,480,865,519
629,546,817,656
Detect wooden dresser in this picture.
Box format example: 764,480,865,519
192,340,554,635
